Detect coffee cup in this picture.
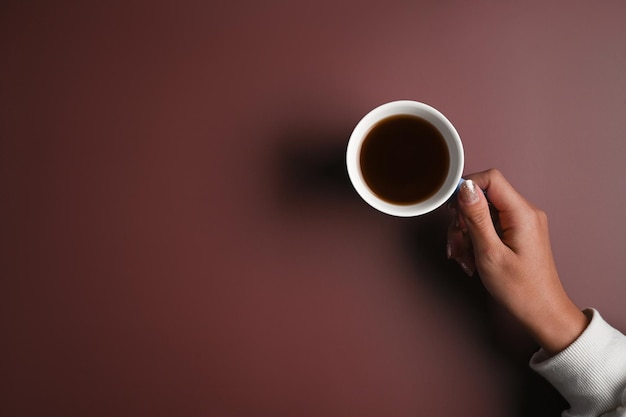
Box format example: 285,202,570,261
346,100,464,217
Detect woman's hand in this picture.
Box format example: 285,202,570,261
447,169,589,355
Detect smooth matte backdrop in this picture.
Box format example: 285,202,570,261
2,1,625,416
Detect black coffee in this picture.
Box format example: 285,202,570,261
359,115,450,205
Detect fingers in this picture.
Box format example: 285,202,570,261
447,219,476,276
457,179,505,260
449,169,529,275
462,169,528,216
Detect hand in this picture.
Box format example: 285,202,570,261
447,169,589,355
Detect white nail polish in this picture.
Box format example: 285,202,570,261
460,179,480,205
456,258,474,276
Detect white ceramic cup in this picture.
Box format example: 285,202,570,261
346,100,464,217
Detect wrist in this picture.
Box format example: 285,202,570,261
522,296,589,356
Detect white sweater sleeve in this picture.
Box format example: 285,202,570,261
529,309,626,417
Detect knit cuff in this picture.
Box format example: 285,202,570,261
529,309,626,417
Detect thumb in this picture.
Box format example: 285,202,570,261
457,180,502,255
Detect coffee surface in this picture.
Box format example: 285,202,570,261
360,115,450,205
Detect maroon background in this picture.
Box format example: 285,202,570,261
2,1,625,416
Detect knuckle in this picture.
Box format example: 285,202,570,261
531,208,549,227
537,209,548,223
467,208,492,230
485,168,503,179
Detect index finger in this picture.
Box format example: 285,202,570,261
463,169,530,214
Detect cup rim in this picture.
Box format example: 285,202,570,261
346,100,464,217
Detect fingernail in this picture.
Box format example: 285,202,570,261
455,258,475,277
459,179,480,205
446,241,452,259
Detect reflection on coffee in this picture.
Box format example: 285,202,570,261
359,115,450,205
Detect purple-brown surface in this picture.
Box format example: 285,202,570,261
2,1,625,416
